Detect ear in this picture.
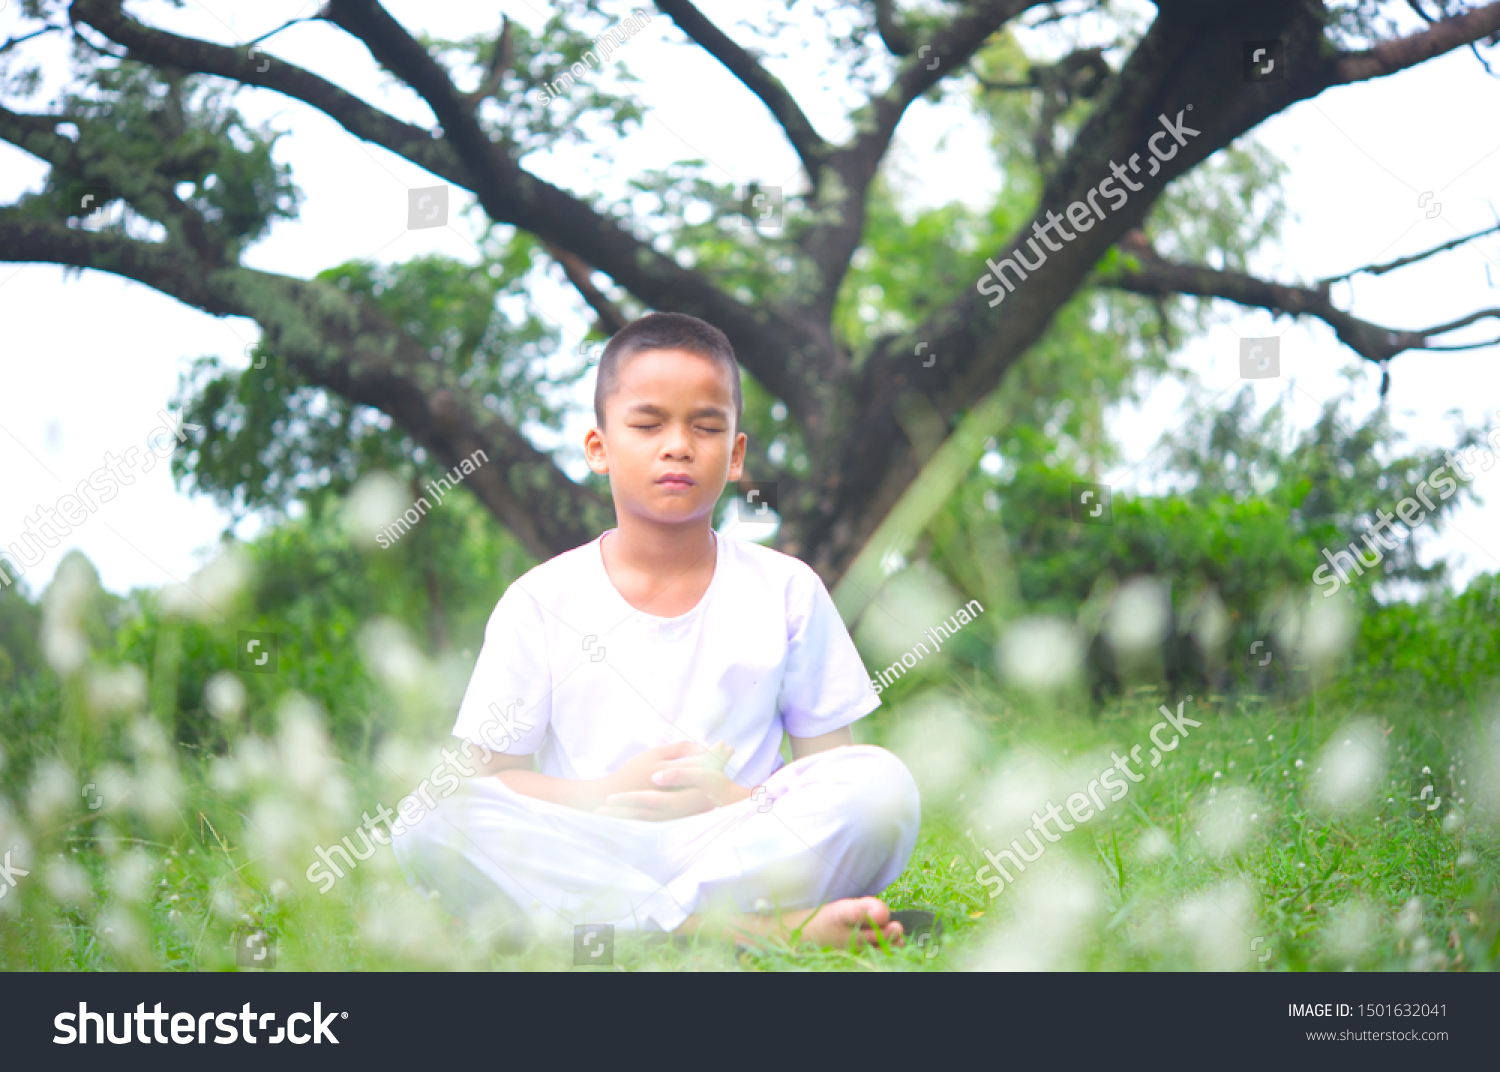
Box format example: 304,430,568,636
584,425,609,474
728,428,747,482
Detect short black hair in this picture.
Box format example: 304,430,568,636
592,312,743,430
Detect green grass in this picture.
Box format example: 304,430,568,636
4,678,1496,972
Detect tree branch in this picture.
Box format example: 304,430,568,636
0,102,226,261
0,217,610,558
801,0,1500,578
1318,220,1500,286
653,0,830,181
460,14,513,110
1335,1,1500,84
244,11,329,49
69,0,810,423
320,0,504,185
70,0,467,182
798,0,1042,314
544,241,629,335
1210,0,1500,144
873,0,915,56
0,24,61,57
1099,229,1500,365
318,1,812,403
44,0,1500,585
865,0,1041,150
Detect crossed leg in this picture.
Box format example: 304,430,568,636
392,744,921,950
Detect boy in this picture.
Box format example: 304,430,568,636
392,312,920,950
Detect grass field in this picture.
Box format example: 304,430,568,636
4,673,1495,972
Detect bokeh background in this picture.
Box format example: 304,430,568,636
2,0,1498,971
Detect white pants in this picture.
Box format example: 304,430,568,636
391,745,921,940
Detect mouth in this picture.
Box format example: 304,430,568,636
656,474,695,488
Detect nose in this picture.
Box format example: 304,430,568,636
661,421,693,459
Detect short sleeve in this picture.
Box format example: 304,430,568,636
777,567,881,738
452,583,552,754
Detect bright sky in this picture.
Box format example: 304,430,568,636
1,0,1497,601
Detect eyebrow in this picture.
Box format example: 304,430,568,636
624,403,730,420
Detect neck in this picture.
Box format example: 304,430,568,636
606,513,716,575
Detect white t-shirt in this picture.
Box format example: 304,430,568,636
451,528,881,787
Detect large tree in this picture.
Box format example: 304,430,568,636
4,0,1498,587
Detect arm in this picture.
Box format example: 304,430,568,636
466,744,610,811
579,729,859,820
462,739,715,813
788,725,855,760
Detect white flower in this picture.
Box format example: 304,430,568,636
995,616,1083,692
42,622,88,675
41,556,98,672
205,672,248,722
190,547,252,617
1395,897,1423,939
1103,577,1170,658
87,664,147,716
96,905,149,965
1311,719,1386,815
966,856,1102,972
359,618,428,692
888,696,985,807
27,759,77,825
1321,900,1378,967
135,780,179,829
343,471,411,549
1197,787,1259,857
209,755,243,795
1137,828,1173,861
1172,880,1260,971
110,850,153,903
163,547,253,622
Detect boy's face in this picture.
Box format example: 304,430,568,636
584,348,746,528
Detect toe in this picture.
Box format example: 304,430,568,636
859,897,891,926
833,898,873,928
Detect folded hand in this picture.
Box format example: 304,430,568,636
595,741,751,821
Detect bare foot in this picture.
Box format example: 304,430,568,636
679,896,904,950
794,897,905,949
